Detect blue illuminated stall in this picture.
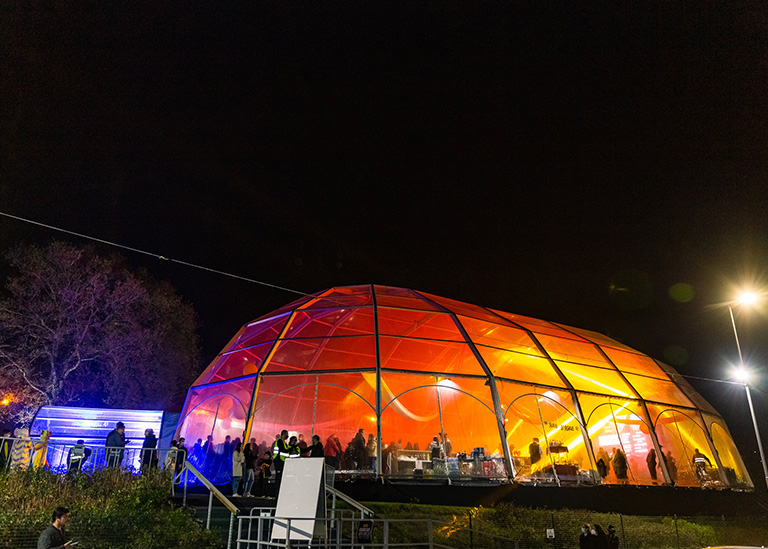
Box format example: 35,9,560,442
31,406,165,471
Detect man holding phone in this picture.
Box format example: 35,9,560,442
37,506,75,548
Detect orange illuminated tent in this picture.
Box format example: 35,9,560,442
175,285,751,489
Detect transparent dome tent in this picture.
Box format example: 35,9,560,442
175,285,751,489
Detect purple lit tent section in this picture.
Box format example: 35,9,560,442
175,285,752,489
31,405,165,471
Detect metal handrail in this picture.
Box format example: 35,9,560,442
326,485,374,518
235,515,453,549
181,460,238,514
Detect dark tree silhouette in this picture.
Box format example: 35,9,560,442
0,241,201,424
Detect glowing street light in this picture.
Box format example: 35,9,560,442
728,292,768,491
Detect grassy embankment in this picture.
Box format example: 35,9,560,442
0,468,221,549
361,501,768,548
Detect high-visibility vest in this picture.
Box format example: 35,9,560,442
273,439,291,462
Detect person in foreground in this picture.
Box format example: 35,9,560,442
38,506,75,549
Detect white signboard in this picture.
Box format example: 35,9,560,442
546,528,555,539
271,458,326,542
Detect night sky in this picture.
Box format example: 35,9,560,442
2,4,768,485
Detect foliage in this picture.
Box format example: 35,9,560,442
0,241,201,425
363,501,768,549
0,468,221,549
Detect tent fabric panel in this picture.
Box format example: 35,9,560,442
374,285,421,297
376,308,465,341
654,361,720,415
266,336,377,373
578,393,658,486
283,307,375,339
375,294,445,311
320,286,373,297
299,295,374,309
378,336,487,376
194,343,272,386
490,310,588,341
496,382,592,484
418,292,514,324
176,375,257,478
380,373,503,477
227,313,290,352
601,347,671,379
705,417,752,489
477,345,566,387
534,336,614,368
648,404,719,488
248,373,376,467
457,316,544,355
553,324,639,353
555,362,636,397
623,373,694,407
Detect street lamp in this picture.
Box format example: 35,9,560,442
729,293,768,491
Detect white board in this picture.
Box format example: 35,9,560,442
271,458,326,542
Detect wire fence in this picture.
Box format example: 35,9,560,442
431,510,768,549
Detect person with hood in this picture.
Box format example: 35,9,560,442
646,448,658,483
141,428,158,470
593,524,609,549
10,427,34,471
611,448,629,484
596,447,611,480
106,421,126,469
607,525,620,549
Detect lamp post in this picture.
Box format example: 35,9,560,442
729,293,768,491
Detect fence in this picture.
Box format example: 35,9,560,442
427,510,768,549
0,435,189,475
235,510,455,549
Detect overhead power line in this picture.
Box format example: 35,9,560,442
0,210,310,298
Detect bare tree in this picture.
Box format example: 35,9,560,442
0,241,201,425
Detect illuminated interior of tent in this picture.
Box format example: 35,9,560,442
175,285,752,489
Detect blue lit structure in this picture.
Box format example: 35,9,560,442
31,405,164,471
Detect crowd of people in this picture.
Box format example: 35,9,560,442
0,420,715,491
579,523,620,549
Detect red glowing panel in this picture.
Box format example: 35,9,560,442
283,307,375,339
376,308,464,341
266,336,377,373
379,336,486,376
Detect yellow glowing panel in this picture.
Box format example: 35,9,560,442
555,362,635,397
490,310,587,341
602,347,670,379
648,404,712,488
553,324,639,353
708,419,752,488
623,373,693,407
458,316,544,355
536,336,613,368
479,346,566,387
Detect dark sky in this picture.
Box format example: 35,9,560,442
3,3,768,483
